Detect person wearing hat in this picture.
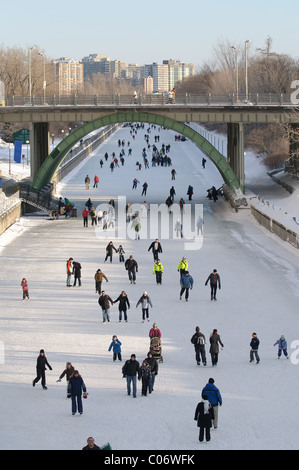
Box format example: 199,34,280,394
32,349,52,390
250,333,260,364
108,335,122,361
94,269,108,295
136,291,153,322
201,378,222,429
273,335,288,359
67,370,87,415
205,269,221,300
122,354,140,398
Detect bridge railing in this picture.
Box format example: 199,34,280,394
3,93,296,107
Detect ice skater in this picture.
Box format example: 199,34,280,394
274,335,288,359
108,335,122,361
21,278,29,300
32,349,52,390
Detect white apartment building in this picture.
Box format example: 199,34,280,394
53,58,84,95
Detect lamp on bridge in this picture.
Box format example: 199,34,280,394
231,45,238,103
28,46,37,101
245,40,251,102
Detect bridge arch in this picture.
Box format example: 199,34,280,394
31,111,241,194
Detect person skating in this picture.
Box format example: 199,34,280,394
191,326,207,366
94,269,108,295
205,269,221,300
82,207,89,227
194,395,214,442
108,335,122,361
201,378,222,429
72,261,82,286
149,323,161,338
32,349,52,390
177,257,188,276
113,291,130,322
139,360,152,396
274,335,288,359
85,175,90,190
145,351,158,393
66,257,73,287
90,207,97,226
148,239,163,261
180,271,194,301
98,290,114,323
250,333,260,364
57,362,75,386
117,245,125,262
21,278,29,300
209,329,224,366
136,291,153,323
170,186,176,202
122,354,140,398
104,241,117,263
125,255,138,284
153,259,163,285
187,184,193,200
67,370,88,415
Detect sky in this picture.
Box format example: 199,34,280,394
2,0,299,68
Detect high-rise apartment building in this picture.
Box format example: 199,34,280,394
53,58,84,95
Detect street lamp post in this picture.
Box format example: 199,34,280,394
245,40,251,102
38,52,46,104
231,46,239,102
28,46,36,101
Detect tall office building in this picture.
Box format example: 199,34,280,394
53,58,84,95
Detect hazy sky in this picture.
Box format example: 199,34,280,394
2,0,299,68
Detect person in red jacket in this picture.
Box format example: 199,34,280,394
149,323,161,338
93,175,99,188
82,208,89,227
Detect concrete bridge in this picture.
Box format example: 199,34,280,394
0,93,298,194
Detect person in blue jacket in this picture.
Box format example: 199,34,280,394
274,335,288,359
179,271,194,301
201,378,222,429
67,370,87,415
108,335,122,361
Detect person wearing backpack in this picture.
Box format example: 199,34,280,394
191,326,207,366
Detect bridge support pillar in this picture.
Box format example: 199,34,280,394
227,123,245,193
30,122,50,182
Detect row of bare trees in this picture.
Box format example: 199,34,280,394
174,37,299,171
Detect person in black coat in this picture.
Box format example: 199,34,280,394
194,395,214,442
32,349,52,390
105,241,117,263
148,239,162,261
205,269,221,301
122,354,140,398
73,261,82,287
125,255,138,284
145,351,158,393
114,291,130,322
67,370,87,415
